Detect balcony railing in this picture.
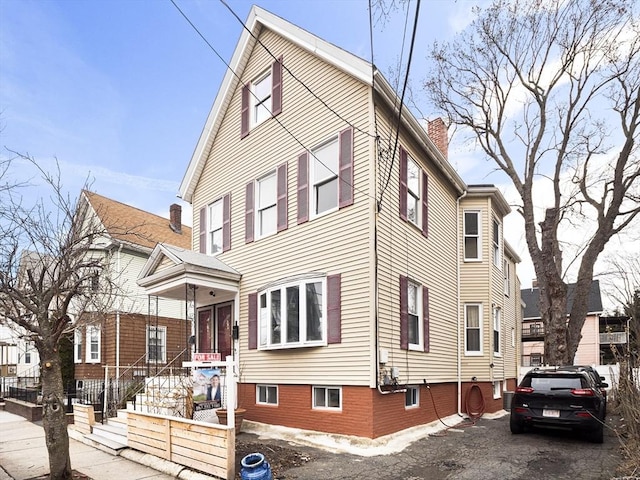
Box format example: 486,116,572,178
522,325,545,338
600,332,627,345
521,354,544,367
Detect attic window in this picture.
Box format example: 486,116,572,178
252,70,272,127
241,57,283,138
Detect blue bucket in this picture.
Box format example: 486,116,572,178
240,452,272,480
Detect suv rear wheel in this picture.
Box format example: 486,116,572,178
510,415,524,434
588,421,604,443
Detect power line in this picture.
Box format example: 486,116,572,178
218,0,377,139
168,0,376,204
378,0,422,204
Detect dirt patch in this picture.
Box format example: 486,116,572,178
235,441,312,479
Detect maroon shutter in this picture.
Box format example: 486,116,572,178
277,162,288,232
199,207,207,254
297,152,309,224
222,194,231,252
245,181,254,243
327,274,341,344
271,57,283,116
338,127,354,208
399,147,408,221
400,275,408,350
421,171,429,238
248,293,257,350
423,286,430,352
241,84,250,139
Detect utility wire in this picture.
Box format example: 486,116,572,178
219,0,376,139
169,0,376,203
378,0,421,204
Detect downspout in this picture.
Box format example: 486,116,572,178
456,190,467,415
116,242,123,381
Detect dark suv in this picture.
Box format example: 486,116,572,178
510,368,606,443
556,365,609,414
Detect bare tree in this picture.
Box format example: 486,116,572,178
0,154,118,480
426,0,640,365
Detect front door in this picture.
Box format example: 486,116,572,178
216,304,232,359
198,309,212,353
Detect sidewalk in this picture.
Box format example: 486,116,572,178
0,410,218,480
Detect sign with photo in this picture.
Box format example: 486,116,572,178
192,368,223,409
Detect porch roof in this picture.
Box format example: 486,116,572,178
137,244,241,302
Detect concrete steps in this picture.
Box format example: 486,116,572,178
85,410,128,454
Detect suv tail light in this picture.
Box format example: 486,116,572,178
516,387,534,394
571,388,595,396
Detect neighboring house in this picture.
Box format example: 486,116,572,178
599,315,632,365
521,280,603,366
138,6,522,439
72,191,192,387
0,324,19,378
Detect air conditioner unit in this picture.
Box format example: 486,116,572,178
7,365,17,375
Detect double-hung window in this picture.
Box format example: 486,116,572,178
199,195,230,255
259,277,326,349
208,199,223,255
504,259,510,296
399,147,429,237
464,211,481,261
493,219,501,268
74,329,82,363
311,138,339,217
407,281,422,349
256,172,277,238
493,307,501,355
86,325,100,363
241,57,282,138
465,304,482,355
400,275,430,352
147,326,167,363
252,69,272,127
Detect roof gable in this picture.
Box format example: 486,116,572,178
82,191,191,251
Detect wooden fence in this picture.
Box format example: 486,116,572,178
127,411,235,480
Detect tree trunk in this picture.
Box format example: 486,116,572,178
40,342,73,480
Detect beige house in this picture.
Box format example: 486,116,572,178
138,6,522,439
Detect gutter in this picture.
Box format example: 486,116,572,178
456,190,467,415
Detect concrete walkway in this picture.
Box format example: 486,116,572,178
0,410,218,480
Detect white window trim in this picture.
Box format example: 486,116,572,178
407,280,423,351
258,276,327,350
312,385,342,410
464,303,483,356
406,155,421,228
147,325,167,363
74,329,82,363
493,381,502,399
256,384,279,405
251,68,272,128
405,386,420,409
492,219,501,269
208,198,223,256
464,210,482,262
503,259,510,296
85,325,100,363
309,136,339,220
493,307,502,356
255,171,277,240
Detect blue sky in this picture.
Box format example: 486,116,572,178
2,0,540,285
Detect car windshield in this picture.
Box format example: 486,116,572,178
525,376,585,390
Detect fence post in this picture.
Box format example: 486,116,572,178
226,355,235,431
103,366,109,422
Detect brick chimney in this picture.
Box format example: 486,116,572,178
427,118,448,160
169,203,182,234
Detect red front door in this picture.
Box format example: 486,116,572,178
216,304,232,359
198,309,212,353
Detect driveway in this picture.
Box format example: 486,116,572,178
239,414,623,479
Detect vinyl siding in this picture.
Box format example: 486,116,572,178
373,101,460,384
191,27,374,386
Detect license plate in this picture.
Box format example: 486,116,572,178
543,409,560,418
